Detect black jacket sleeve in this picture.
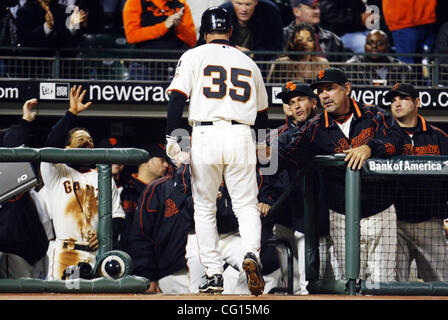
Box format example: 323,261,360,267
45,111,77,147
319,0,366,36
3,119,33,147
165,90,187,137
366,111,404,156
128,181,161,281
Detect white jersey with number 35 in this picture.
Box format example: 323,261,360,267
167,42,269,126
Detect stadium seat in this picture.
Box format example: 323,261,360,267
75,33,132,80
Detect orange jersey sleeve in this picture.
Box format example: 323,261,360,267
123,0,196,47
123,0,169,44
173,1,197,48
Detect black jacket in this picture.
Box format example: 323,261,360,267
16,0,82,49
220,0,284,60
130,164,193,281
319,0,367,36
281,99,404,217
267,116,330,235
0,118,49,264
118,174,148,253
394,115,448,222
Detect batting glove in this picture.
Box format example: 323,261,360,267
166,135,181,159
256,141,270,164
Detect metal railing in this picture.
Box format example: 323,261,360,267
1,46,448,87
305,155,448,296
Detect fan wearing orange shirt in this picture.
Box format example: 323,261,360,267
123,0,196,80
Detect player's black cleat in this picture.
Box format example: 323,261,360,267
199,274,224,293
242,252,265,296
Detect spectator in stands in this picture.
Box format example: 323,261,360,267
122,0,196,81
103,0,126,32
386,83,448,282
16,0,87,49
74,0,104,35
118,143,169,253
218,0,284,60
434,21,448,85
0,0,23,76
283,0,345,62
0,98,50,279
267,22,329,84
319,0,378,53
0,0,23,46
382,0,437,64
187,0,227,38
345,29,414,86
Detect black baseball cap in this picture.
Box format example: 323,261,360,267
97,137,122,148
142,143,167,160
309,67,349,90
290,0,319,8
276,81,315,104
384,83,419,102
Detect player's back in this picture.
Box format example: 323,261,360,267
168,41,268,126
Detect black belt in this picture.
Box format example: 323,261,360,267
62,241,95,252
195,120,244,126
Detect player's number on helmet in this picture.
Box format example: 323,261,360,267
203,65,252,103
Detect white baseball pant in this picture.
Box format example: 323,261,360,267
396,217,448,282
329,205,397,283
190,120,261,277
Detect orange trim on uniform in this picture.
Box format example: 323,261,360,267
139,175,171,233
351,99,362,118
131,173,147,185
418,114,427,132
169,88,189,99
181,164,187,193
8,193,25,202
324,110,329,128
257,167,263,191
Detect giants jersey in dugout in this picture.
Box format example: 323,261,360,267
167,40,269,125
40,162,125,243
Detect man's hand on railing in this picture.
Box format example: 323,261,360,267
69,85,92,115
22,98,38,123
343,145,372,170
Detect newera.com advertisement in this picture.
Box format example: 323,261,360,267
1,80,448,109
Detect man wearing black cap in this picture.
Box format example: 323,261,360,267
280,67,403,283
386,83,448,282
118,143,170,253
266,81,319,294
284,0,345,61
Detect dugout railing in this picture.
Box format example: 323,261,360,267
304,154,448,296
0,147,151,293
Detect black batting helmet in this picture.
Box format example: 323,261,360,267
200,7,231,34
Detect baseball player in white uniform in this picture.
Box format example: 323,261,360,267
41,85,125,280
164,7,269,295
